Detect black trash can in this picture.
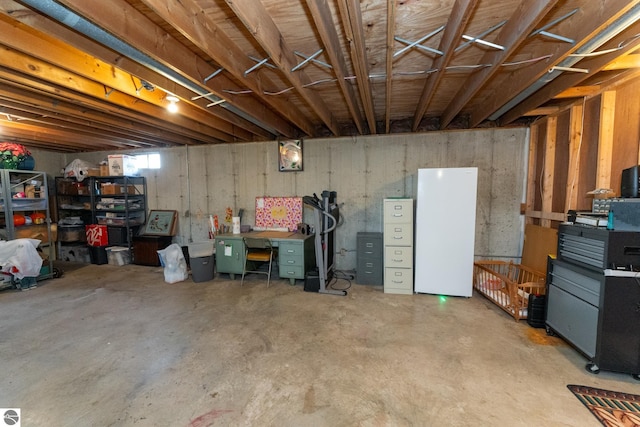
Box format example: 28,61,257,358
89,245,108,265
190,254,214,282
527,294,546,328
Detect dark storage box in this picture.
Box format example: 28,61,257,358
132,235,172,266
89,245,108,265
108,226,129,245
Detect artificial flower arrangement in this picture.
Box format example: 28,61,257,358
0,142,31,169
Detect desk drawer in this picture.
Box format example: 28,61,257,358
279,265,303,279
279,253,303,267
279,242,304,257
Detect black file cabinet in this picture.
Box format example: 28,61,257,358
356,232,383,285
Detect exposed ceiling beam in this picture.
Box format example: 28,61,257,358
500,23,640,125
554,86,601,98
384,0,396,133
0,1,282,142
0,83,198,147
223,0,340,136
128,0,315,137
0,15,261,142
305,0,365,134
0,61,222,145
603,53,640,70
469,0,640,127
412,0,479,131
338,0,377,134
440,0,560,129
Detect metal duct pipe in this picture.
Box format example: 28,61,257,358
19,0,278,136
488,3,640,121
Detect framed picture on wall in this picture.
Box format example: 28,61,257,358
143,210,178,236
278,139,303,172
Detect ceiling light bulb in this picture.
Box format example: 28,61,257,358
166,95,179,113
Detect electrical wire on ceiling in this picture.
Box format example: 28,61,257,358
568,33,640,58
219,54,557,97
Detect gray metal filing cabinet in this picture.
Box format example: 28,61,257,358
356,232,383,285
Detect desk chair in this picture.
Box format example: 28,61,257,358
241,237,275,287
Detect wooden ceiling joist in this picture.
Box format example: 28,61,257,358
412,0,479,131
223,0,340,136
0,0,634,151
338,0,377,134
469,0,640,127
306,0,365,134
440,0,560,129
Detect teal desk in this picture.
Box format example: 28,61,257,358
214,231,315,284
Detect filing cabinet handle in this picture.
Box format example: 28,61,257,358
392,259,403,263
287,260,295,264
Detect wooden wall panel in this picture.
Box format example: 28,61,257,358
553,110,570,214
525,75,640,228
612,78,640,194
577,96,600,210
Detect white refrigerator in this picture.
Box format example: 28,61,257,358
414,167,478,297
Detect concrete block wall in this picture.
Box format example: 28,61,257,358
54,127,528,270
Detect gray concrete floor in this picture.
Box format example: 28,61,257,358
0,263,638,427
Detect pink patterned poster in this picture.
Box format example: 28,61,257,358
255,197,303,231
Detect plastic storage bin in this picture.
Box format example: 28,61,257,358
187,241,215,258
106,246,130,266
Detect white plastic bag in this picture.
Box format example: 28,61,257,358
64,159,97,182
157,243,188,284
0,238,43,279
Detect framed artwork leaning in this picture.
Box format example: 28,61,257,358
143,210,178,236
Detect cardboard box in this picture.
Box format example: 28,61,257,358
15,224,51,244
108,154,138,176
100,165,109,176
100,183,136,195
56,179,77,195
86,168,101,177
101,183,120,195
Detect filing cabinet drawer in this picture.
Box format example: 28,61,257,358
383,199,413,224
384,268,413,294
384,246,413,268
384,223,413,246
357,232,383,259
356,259,383,285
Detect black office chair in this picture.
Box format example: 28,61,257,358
241,237,275,287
